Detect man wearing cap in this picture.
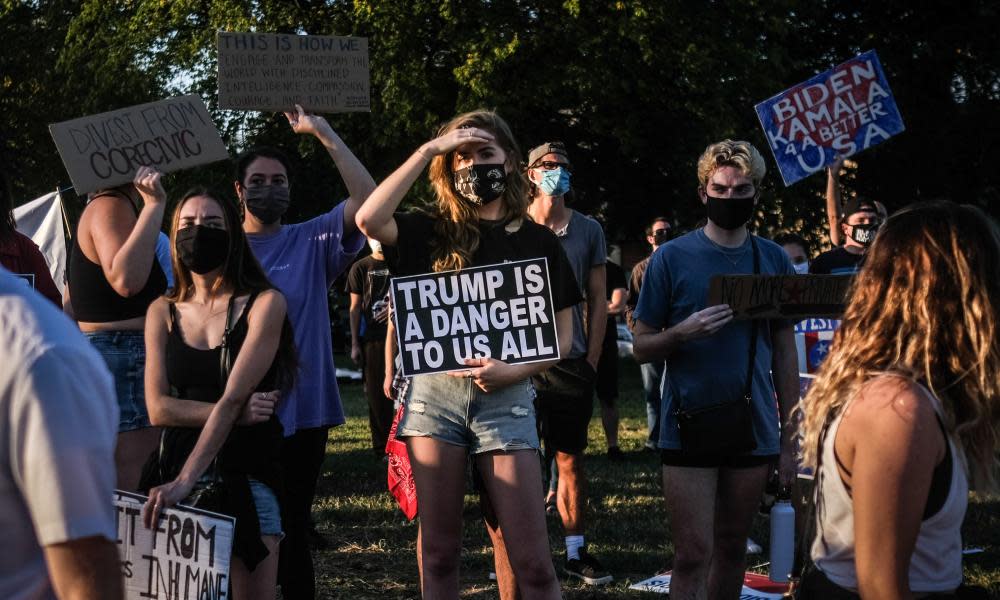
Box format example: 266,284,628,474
526,141,612,585
809,196,882,275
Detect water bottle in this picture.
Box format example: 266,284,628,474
769,488,795,583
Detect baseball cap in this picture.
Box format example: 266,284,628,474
840,197,879,220
527,142,571,168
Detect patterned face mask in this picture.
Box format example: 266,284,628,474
453,164,507,206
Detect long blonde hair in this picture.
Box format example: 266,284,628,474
426,110,528,272
798,201,1000,490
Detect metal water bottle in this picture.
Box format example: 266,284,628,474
769,488,795,583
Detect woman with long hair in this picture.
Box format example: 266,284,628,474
798,201,1000,599
141,188,297,599
356,110,579,599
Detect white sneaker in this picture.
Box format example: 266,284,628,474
746,537,763,554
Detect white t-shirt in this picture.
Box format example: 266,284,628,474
0,267,118,599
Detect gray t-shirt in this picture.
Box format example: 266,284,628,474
553,210,607,358
0,267,118,599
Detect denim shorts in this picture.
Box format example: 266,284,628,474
249,479,283,537
85,330,149,432
399,373,539,454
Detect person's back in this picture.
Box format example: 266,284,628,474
0,267,121,599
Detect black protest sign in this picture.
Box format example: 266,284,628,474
217,32,370,113
114,490,234,600
391,258,560,377
49,96,230,194
707,274,853,319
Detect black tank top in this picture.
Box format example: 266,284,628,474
158,292,283,569
68,195,167,322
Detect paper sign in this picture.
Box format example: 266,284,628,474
707,274,852,320
217,31,370,113
755,50,905,186
114,490,234,600
49,96,230,194
630,571,787,598
390,258,560,377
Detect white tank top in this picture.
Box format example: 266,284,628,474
810,382,967,593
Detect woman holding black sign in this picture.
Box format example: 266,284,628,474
356,110,579,599
140,188,297,599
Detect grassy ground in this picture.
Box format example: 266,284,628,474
309,354,1000,599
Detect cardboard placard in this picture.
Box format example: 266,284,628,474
114,490,234,600
755,50,905,186
391,258,560,377
707,274,852,320
49,96,230,194
217,32,370,113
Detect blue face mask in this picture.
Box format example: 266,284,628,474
537,167,571,196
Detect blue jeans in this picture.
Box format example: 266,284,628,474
640,361,665,447
85,330,148,432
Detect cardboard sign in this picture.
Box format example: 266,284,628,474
114,490,234,600
217,32,370,113
755,50,905,186
708,274,852,320
391,258,560,377
49,96,230,194
630,571,787,598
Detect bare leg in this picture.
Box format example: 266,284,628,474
116,427,160,491
407,437,468,600
482,493,521,600
707,465,768,600
477,450,560,599
230,535,281,600
662,465,718,600
555,451,585,535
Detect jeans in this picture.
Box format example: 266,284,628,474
640,360,665,447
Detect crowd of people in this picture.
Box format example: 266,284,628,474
2,105,998,600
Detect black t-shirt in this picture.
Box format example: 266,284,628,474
809,246,865,275
605,259,626,320
383,210,583,313
346,255,393,340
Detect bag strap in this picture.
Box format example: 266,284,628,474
744,236,760,403
218,294,238,388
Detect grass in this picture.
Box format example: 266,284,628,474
309,354,1000,598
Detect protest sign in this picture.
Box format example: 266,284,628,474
795,319,841,373
14,191,66,294
217,32,370,113
114,490,234,600
707,274,852,320
390,258,560,377
755,50,905,186
630,571,786,598
49,96,229,194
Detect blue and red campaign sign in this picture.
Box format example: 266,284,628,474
755,50,905,186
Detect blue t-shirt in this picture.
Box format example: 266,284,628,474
248,201,364,435
633,229,794,454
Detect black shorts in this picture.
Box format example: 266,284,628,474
660,449,777,469
532,357,596,454
595,320,618,403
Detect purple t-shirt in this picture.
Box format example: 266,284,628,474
248,201,364,435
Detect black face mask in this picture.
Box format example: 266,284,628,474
175,226,230,274
652,229,672,246
848,222,881,246
454,164,506,206
706,194,756,230
243,185,290,224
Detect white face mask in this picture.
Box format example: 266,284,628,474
793,261,810,274
368,239,382,254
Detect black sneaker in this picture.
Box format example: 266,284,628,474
607,446,626,461
565,548,613,585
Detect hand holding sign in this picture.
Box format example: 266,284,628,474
143,477,196,529
283,103,334,139
132,166,166,207
447,357,522,393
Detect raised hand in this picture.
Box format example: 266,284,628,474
283,103,333,139
132,166,166,205
419,127,494,158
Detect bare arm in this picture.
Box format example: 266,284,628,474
356,127,495,245
584,264,608,370
349,292,363,365
607,287,627,316
284,105,376,236
87,167,166,297
44,536,123,600
143,290,287,526
845,378,943,600
631,304,734,363
826,158,844,247
384,316,398,400
770,321,800,487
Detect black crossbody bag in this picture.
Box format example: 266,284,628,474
673,236,759,455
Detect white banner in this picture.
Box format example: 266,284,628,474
13,191,66,294
630,571,787,598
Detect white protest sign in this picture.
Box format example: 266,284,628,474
630,571,787,598
49,96,230,194
390,258,560,377
217,32,370,113
114,490,234,600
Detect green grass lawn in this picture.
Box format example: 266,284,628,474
309,354,1000,598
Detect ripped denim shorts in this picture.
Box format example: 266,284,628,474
398,373,539,454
